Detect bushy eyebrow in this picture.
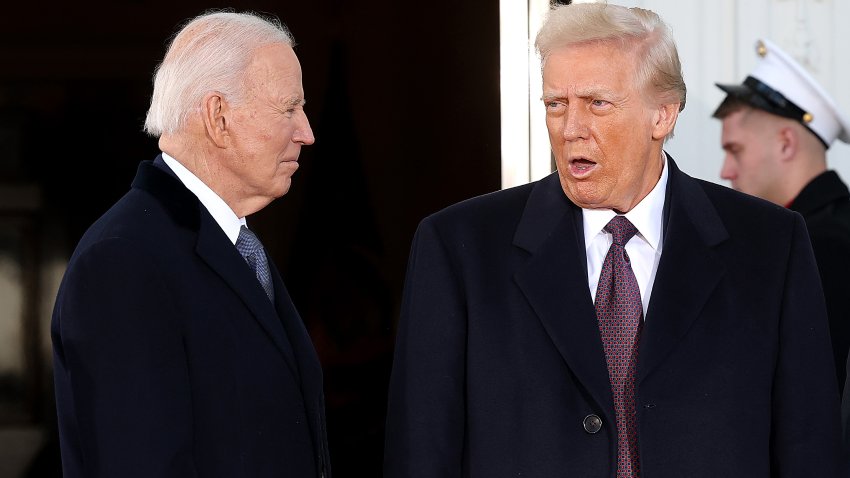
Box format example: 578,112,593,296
542,87,619,101
280,95,305,109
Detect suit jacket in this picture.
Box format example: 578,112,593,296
52,157,330,477
384,156,845,477
790,170,850,394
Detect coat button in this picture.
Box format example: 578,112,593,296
583,414,602,434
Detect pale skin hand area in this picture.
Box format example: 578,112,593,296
159,43,315,218
542,41,680,213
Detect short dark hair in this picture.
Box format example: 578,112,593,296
712,96,751,120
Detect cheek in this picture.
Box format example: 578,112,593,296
604,119,649,160
595,127,629,167
545,115,560,135
254,121,278,145
739,152,765,177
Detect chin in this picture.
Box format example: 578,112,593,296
563,186,609,210
275,181,292,198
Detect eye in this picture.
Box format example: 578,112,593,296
545,100,565,111
590,99,610,108
281,105,304,119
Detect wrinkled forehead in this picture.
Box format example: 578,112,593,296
542,41,640,90
542,40,640,80
543,36,639,68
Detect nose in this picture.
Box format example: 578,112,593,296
720,154,736,182
562,104,588,141
293,112,315,146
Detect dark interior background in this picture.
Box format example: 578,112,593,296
0,1,502,477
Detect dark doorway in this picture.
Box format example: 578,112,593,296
0,1,501,477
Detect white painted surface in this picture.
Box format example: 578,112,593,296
499,0,532,188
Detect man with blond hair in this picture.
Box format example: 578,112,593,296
384,3,845,477
51,11,329,477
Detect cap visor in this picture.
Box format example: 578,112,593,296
715,82,754,98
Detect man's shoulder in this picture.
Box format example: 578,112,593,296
798,173,850,235
425,174,556,228
668,171,803,249
71,184,179,261
78,160,201,244
688,174,795,222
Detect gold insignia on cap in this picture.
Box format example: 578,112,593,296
803,112,813,123
756,40,767,58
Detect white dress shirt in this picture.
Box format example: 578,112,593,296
583,154,668,317
161,152,246,245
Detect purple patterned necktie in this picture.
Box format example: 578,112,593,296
236,226,274,302
594,215,643,477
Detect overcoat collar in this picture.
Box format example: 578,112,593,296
513,155,729,417
789,170,850,216
130,156,302,384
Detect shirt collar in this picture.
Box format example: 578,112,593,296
161,152,246,244
583,153,668,251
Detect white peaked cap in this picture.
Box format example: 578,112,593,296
716,38,850,148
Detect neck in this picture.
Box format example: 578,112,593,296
159,134,253,217
780,154,827,207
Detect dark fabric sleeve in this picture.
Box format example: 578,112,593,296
770,213,848,476
808,229,850,393
52,238,197,478
384,218,467,478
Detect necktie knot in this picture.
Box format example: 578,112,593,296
235,226,274,302
604,215,638,247
236,226,262,257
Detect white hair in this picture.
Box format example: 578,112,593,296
535,2,686,112
144,11,293,137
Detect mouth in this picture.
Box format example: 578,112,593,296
278,159,299,175
567,156,597,178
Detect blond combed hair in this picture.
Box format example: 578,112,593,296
535,2,686,113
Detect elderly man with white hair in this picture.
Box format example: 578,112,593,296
51,11,328,478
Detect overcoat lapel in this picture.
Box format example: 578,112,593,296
194,218,302,383
132,159,301,383
637,158,729,383
269,263,329,468
513,174,615,422
269,263,322,394
512,158,731,414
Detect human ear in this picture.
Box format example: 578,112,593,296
777,126,798,162
202,92,229,149
651,102,680,140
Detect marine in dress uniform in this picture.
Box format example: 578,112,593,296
714,39,850,398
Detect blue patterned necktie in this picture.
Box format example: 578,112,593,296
594,215,643,478
235,226,274,302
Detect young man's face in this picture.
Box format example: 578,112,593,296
720,108,785,204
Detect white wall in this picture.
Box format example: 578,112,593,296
504,0,850,187
628,0,850,185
